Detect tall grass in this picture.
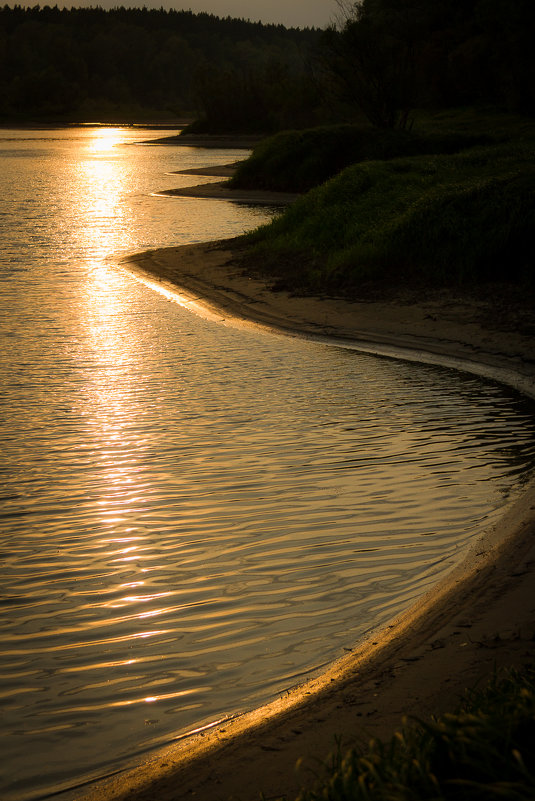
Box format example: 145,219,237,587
295,666,535,801
241,141,535,292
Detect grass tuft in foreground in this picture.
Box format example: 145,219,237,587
296,666,535,801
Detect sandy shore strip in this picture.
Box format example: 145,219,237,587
156,180,299,205
172,161,244,178
145,133,263,149
160,157,298,204
77,240,535,801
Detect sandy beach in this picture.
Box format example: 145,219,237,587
77,238,535,801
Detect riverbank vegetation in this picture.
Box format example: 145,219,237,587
229,123,493,194
317,0,535,130
237,114,535,294
295,666,535,801
228,0,535,296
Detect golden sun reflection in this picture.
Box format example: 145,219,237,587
75,128,136,263
71,129,176,649
80,262,148,590
109,688,195,708
88,127,124,153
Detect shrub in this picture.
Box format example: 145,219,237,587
297,666,535,801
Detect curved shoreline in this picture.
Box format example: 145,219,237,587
77,240,535,801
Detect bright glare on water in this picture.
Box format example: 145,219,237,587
1,127,534,801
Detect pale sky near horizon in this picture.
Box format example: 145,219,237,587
52,0,342,29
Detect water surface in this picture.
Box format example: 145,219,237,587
1,127,534,800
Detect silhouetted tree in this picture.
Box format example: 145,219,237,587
317,0,535,126
319,0,422,128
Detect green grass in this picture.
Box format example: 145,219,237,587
240,139,535,293
295,666,535,801
230,123,492,194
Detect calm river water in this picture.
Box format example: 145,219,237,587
1,126,534,801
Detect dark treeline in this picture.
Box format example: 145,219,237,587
2,1,534,129
0,4,321,125
320,0,535,128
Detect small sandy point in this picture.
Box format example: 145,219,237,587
155,150,298,204
76,239,535,801
157,180,299,205
146,134,263,149
172,161,244,178
159,160,298,204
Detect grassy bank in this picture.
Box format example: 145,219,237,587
228,111,534,295
230,124,492,194
294,666,535,801
237,131,534,294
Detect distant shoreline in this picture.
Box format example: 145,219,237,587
73,239,535,801
144,133,263,148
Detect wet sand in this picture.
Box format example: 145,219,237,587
78,239,535,801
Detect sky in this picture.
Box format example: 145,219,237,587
57,0,342,29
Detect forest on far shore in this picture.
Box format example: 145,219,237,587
0,5,321,126
1,1,534,129
0,0,535,134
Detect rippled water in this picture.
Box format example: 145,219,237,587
1,127,534,801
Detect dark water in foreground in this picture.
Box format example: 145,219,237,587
1,127,534,800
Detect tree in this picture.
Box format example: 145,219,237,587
318,0,420,129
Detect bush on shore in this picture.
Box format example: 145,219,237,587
295,666,535,801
